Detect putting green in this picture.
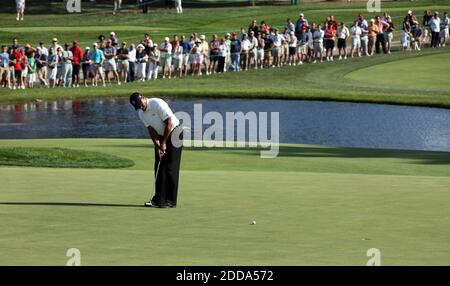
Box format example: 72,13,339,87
345,53,450,91
0,139,449,265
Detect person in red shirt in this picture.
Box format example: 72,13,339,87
14,48,25,89
324,23,336,61
70,40,84,87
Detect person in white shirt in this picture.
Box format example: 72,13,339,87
160,37,172,78
288,31,297,66
337,22,350,60
128,44,136,82
429,12,441,48
271,29,282,67
129,93,183,209
350,21,362,58
240,34,251,71
313,24,324,63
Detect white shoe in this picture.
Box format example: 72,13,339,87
298,61,303,65
16,17,19,21
330,57,334,61
344,56,347,60
339,56,342,60
118,81,121,85
313,60,317,64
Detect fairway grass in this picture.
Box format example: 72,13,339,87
346,53,450,91
0,139,449,265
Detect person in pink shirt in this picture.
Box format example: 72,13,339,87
374,16,390,54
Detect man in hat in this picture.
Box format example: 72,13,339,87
129,92,183,208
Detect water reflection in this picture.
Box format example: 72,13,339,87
0,98,449,152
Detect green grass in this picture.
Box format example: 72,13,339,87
346,52,450,91
0,138,449,265
1,1,450,107
0,147,134,168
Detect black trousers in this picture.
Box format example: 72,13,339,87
141,1,148,13
152,127,183,206
431,31,440,48
375,33,387,54
217,56,225,73
128,62,135,82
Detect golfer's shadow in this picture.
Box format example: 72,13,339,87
0,202,143,208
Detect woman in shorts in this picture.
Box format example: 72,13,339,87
46,48,58,88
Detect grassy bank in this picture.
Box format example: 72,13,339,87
0,138,449,265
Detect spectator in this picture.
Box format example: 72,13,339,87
248,31,258,69
263,32,273,68
288,31,297,66
324,22,336,61
384,15,395,54
46,48,58,88
117,42,129,83
286,18,295,33
441,12,449,47
62,43,73,88
135,44,147,82
110,32,118,47
350,20,362,58
50,38,62,54
249,20,259,36
230,32,241,72
8,48,16,90
16,0,25,21
401,19,412,51
337,22,349,60
160,37,172,79
200,35,210,75
209,34,220,73
104,39,120,85
217,38,227,73
81,47,93,87
374,16,389,54
175,0,183,14
147,44,160,80
190,40,202,76
295,13,308,41
71,41,83,87
429,12,441,48
35,47,48,87
113,0,122,15
0,46,11,89
180,35,192,77
91,43,106,87
368,19,378,55
56,47,64,86
313,24,324,63
26,50,36,88
359,17,369,56
255,32,265,69
172,40,183,77
240,33,251,71
128,43,136,82
271,29,283,67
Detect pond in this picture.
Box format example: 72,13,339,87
0,98,449,152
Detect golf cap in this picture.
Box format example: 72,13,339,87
164,37,170,41
370,19,375,23
408,10,413,15
36,47,41,51
129,92,143,110
137,44,144,49
52,38,58,42
85,47,90,50
200,34,206,40
226,32,231,37
153,43,158,47
93,42,98,47
299,13,304,17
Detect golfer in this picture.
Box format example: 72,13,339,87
130,92,183,208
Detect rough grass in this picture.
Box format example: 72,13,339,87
0,147,134,168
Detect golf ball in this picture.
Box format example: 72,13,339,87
251,220,256,225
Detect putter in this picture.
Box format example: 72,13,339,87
148,153,163,204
